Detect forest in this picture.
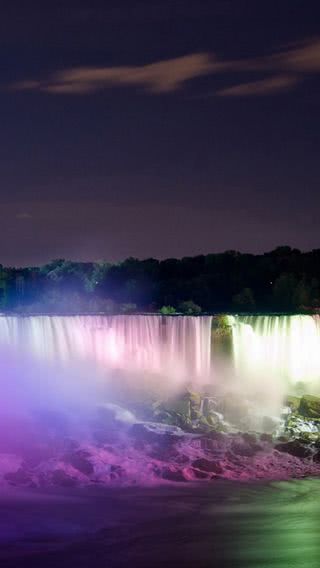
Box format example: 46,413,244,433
1,246,320,314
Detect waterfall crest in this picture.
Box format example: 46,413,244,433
232,315,320,391
0,315,213,385
1,313,320,395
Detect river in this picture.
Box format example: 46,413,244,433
1,479,319,567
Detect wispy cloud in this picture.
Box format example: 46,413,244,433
273,38,320,72
215,37,320,97
10,38,320,98
217,75,298,97
13,53,219,95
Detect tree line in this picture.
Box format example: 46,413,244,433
0,246,320,314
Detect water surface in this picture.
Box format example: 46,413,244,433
1,479,320,567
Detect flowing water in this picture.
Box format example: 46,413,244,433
1,480,320,567
1,315,320,566
232,314,320,394
1,313,320,423
0,315,213,384
1,313,320,388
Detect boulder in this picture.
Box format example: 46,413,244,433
161,467,187,482
299,395,320,419
260,433,273,444
51,469,77,487
242,433,257,445
201,397,218,417
152,394,192,425
285,396,301,412
64,450,94,476
189,467,211,479
313,451,320,463
4,468,33,486
284,413,318,437
231,441,261,457
168,399,191,418
185,388,202,408
191,458,223,474
110,465,126,479
275,440,313,459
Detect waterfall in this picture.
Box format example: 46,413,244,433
232,315,320,391
0,315,213,386
2,313,320,397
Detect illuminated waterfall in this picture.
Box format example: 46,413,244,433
232,315,320,390
0,315,213,384
1,313,320,396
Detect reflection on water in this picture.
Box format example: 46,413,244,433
223,479,320,568
1,479,320,567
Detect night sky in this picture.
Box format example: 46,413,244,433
1,0,320,266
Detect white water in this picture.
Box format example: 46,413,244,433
232,315,320,392
0,315,213,387
1,313,320,409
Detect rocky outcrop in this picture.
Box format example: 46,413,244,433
275,440,314,459
299,395,320,419
2,393,320,488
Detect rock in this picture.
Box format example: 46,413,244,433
231,438,262,457
277,435,290,443
298,431,320,443
286,396,301,412
185,388,202,408
5,468,33,486
163,398,191,418
242,433,257,445
65,450,94,476
196,431,227,452
285,414,319,437
260,433,273,443
299,395,320,419
161,467,187,482
199,437,217,451
201,397,218,417
130,422,184,445
152,395,193,426
153,410,178,426
189,467,211,479
51,469,77,487
175,454,190,465
148,446,181,461
275,440,313,459
110,465,126,479
207,430,227,442
191,458,223,474
93,429,119,445
206,412,224,427
313,451,320,463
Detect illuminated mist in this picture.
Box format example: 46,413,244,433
0,313,320,460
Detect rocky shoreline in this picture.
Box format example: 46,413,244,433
1,389,320,487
